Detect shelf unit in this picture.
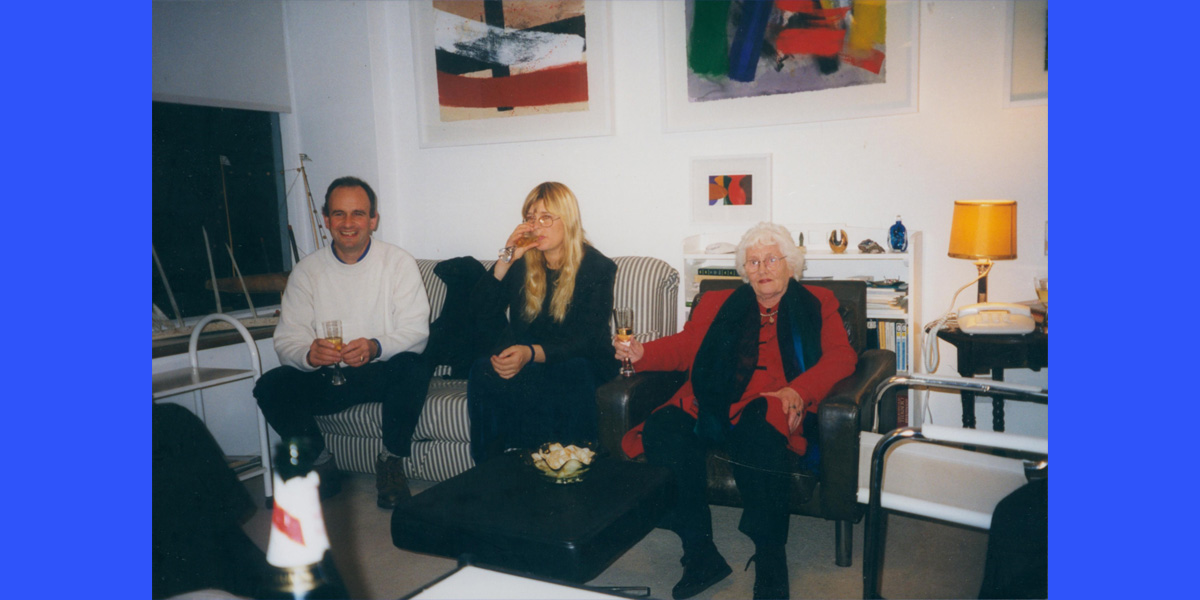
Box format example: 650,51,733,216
681,227,923,383
152,313,275,499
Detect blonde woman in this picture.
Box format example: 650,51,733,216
468,182,618,464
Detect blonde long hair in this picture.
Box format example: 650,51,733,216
521,182,588,323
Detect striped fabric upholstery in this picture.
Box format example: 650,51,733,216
611,256,679,343
315,255,678,480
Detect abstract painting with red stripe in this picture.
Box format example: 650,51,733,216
431,0,591,122
686,0,888,102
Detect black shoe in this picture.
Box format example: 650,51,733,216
746,544,789,600
672,543,732,600
375,452,411,509
314,456,343,500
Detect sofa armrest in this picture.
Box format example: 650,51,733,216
596,371,688,458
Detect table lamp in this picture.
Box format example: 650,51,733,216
947,199,1017,303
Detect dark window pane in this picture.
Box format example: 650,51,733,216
152,102,290,319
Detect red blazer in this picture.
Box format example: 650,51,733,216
621,286,857,458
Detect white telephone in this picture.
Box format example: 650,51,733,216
957,302,1036,335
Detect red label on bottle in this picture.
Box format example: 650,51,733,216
271,505,305,546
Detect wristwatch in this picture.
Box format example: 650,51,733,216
498,245,516,263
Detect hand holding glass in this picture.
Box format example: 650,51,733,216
322,320,347,386
613,308,635,378
500,227,540,263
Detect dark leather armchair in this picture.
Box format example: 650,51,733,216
595,279,897,567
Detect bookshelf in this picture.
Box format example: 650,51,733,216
681,226,923,388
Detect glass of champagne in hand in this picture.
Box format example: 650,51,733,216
614,308,635,378
500,230,539,263
322,320,347,386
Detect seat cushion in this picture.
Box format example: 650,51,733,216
315,378,473,478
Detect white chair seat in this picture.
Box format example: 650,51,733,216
856,431,1031,530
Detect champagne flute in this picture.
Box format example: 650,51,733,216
613,308,635,378
322,320,347,386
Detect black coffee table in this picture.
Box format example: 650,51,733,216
391,452,675,583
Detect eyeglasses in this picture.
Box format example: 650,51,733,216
744,256,785,271
523,214,561,228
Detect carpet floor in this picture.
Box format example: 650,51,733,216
242,473,988,599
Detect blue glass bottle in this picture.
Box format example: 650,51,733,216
888,215,908,253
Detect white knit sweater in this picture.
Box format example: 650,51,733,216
273,240,430,371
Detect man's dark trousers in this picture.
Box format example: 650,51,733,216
255,352,433,457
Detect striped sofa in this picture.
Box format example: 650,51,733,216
314,256,680,482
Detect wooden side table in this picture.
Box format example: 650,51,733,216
935,327,1048,431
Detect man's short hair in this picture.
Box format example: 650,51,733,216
323,176,378,218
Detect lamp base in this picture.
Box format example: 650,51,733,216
975,260,992,304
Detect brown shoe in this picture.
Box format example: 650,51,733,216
375,452,411,509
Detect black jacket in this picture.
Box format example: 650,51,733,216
472,244,619,381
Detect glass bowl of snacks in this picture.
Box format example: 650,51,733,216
526,442,598,484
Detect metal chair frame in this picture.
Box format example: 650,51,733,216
861,375,1047,599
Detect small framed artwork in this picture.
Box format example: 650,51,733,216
1005,0,1048,106
690,155,772,224
408,0,615,148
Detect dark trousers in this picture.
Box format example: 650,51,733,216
153,403,267,599
643,399,792,550
254,352,433,457
467,356,599,464
979,478,1049,599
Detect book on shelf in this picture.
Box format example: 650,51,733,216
867,319,909,372
696,267,740,276
896,391,909,428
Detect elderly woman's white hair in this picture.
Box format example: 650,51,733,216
734,222,805,281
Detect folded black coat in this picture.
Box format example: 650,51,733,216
424,256,503,379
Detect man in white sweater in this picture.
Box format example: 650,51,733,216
254,176,433,509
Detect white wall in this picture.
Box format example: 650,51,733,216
276,0,1048,434
165,1,1048,438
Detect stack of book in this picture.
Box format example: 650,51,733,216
866,280,909,318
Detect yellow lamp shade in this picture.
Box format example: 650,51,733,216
948,200,1017,260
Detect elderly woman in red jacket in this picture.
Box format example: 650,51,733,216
615,223,857,600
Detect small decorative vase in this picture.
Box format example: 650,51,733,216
888,216,908,253
828,229,848,254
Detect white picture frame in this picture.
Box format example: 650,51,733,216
690,154,772,224
1004,0,1048,107
408,1,615,148
661,0,920,133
